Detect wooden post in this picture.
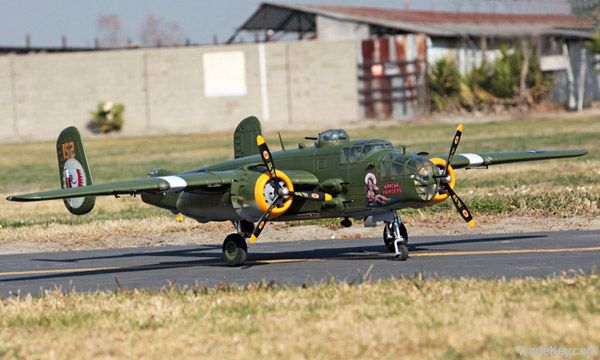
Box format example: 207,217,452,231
519,37,530,102
577,45,587,112
563,43,576,110
480,36,487,65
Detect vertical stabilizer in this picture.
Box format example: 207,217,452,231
56,126,95,215
233,116,263,159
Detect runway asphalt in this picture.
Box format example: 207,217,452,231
0,230,599,296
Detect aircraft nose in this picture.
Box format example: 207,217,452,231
414,159,438,201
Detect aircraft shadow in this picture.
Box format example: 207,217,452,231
411,234,547,250
31,234,546,264
32,244,222,263
0,234,548,284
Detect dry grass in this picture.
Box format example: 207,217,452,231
0,275,598,359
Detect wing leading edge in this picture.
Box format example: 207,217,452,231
6,168,320,202
6,171,234,202
431,150,587,169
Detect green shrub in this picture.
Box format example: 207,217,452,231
526,54,554,103
588,28,600,54
89,101,125,133
488,45,521,99
428,57,462,112
428,44,552,113
460,63,497,111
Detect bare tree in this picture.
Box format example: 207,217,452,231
96,14,125,48
139,11,186,47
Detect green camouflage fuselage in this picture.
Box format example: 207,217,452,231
143,137,438,223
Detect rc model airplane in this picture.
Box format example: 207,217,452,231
7,116,587,265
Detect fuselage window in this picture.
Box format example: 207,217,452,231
350,146,362,162
381,160,393,179
342,147,352,163
363,144,384,156
393,162,404,177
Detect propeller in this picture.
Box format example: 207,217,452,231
444,124,463,177
250,194,280,244
250,135,332,244
438,124,475,228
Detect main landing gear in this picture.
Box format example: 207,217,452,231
383,213,409,261
222,233,248,266
222,220,254,266
222,216,410,266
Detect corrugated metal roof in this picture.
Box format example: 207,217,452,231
236,2,594,38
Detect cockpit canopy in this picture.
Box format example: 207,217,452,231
380,152,438,201
341,140,394,163
380,152,430,179
316,129,350,147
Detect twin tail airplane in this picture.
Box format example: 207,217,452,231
7,117,586,266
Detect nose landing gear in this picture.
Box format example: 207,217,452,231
383,213,409,261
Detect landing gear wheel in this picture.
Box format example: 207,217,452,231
395,244,409,261
222,233,247,267
340,217,352,228
383,222,408,252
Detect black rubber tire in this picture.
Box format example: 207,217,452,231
222,233,248,266
383,222,408,252
340,218,352,228
395,244,409,261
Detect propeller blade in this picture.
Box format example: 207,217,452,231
444,123,464,176
257,135,277,180
290,191,333,201
249,195,280,244
446,186,475,228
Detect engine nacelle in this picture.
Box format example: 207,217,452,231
175,168,301,223
176,188,239,223
254,169,294,216
232,169,295,221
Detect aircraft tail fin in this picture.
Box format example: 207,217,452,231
233,116,262,159
56,126,95,215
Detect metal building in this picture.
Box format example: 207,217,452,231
231,2,596,118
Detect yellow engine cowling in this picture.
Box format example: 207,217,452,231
253,169,294,217
429,157,456,204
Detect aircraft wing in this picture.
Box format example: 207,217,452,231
6,171,236,202
6,168,320,202
430,150,588,169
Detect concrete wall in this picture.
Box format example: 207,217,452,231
0,39,359,143
0,56,14,142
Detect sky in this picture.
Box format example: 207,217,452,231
0,0,572,47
